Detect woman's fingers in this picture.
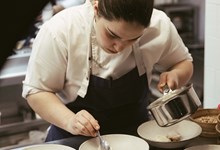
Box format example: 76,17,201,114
78,113,97,136
158,72,168,92
73,110,100,136
75,121,89,136
81,111,100,135
158,71,178,92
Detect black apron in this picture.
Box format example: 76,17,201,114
46,67,150,142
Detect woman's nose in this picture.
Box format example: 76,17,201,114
113,41,127,52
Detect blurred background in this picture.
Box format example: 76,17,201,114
2,0,218,149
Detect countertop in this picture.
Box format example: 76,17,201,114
5,134,219,150
48,135,220,150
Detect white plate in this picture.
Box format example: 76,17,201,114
79,134,149,150
13,144,75,150
184,144,220,150
137,120,202,149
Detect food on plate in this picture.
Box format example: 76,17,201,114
195,115,218,124
155,131,182,142
155,135,171,142
166,131,182,142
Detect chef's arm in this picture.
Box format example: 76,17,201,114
158,60,193,91
27,92,99,137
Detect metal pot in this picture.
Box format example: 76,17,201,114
147,83,202,127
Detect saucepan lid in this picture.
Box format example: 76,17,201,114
147,83,202,127
148,84,192,109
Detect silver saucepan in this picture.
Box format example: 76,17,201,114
147,83,202,127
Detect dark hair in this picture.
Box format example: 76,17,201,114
97,0,154,27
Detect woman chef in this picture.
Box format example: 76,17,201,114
22,0,193,141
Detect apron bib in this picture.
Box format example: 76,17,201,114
46,67,150,141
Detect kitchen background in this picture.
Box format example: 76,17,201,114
1,0,219,148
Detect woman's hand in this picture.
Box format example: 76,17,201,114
67,110,100,137
157,71,179,92
157,60,193,93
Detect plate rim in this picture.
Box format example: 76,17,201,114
79,134,149,150
14,143,75,150
137,120,202,148
184,144,220,150
137,120,202,142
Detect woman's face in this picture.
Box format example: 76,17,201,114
94,16,145,54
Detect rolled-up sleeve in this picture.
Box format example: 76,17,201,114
22,3,95,103
22,22,67,98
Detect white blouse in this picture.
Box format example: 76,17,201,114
22,0,192,104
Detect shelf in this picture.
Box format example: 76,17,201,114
0,119,49,148
0,119,49,137
0,48,31,87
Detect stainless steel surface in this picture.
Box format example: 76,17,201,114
147,83,202,127
97,131,111,150
0,119,49,148
0,119,48,136
0,49,31,87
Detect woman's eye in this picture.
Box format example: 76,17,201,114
129,39,137,42
106,31,117,39
107,33,115,39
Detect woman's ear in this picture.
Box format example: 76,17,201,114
93,0,99,16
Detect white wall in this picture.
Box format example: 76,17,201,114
204,0,220,108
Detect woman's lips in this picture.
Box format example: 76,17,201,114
106,48,118,54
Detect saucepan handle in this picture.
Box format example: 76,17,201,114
162,84,171,95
